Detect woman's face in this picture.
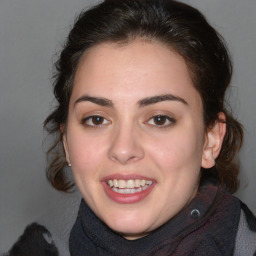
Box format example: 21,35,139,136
64,40,207,239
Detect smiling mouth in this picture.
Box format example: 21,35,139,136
107,179,153,194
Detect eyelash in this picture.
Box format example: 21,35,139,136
81,115,110,128
146,115,176,128
81,114,176,129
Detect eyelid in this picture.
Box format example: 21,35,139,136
144,112,176,128
80,112,112,128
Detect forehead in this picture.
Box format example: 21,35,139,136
71,40,202,109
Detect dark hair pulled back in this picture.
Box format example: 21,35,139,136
44,0,243,193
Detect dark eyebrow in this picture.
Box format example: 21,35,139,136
74,95,113,107
138,94,188,107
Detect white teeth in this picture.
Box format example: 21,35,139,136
142,185,149,191
135,179,141,187
107,180,113,187
119,180,126,189
113,179,118,188
124,188,130,194
146,180,153,185
127,180,135,188
106,178,153,194
110,185,149,194
113,187,118,193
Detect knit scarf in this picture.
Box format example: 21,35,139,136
69,180,240,256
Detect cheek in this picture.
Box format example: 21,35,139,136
148,126,204,171
67,130,107,173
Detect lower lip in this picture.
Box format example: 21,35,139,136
102,182,155,204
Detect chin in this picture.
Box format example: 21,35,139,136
104,212,154,238
111,224,151,240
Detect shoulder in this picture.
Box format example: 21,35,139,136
190,189,256,255
233,202,256,256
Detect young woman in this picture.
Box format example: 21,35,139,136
7,0,256,255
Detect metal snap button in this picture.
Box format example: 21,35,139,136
190,209,200,219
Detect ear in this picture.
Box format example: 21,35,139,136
201,112,226,169
61,125,71,165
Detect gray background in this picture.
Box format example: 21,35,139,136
0,0,255,253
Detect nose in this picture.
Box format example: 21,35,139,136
107,125,144,165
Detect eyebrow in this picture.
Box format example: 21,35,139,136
74,95,113,107
74,93,187,108
138,94,188,107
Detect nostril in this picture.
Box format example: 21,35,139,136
110,151,143,165
107,130,144,164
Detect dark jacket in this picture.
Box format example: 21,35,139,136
69,179,256,256
5,179,256,256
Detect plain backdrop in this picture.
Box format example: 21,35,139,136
1,0,256,253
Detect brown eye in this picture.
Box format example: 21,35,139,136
153,115,167,125
82,115,110,127
147,115,176,127
91,116,104,125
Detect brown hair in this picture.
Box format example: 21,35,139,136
44,0,243,193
